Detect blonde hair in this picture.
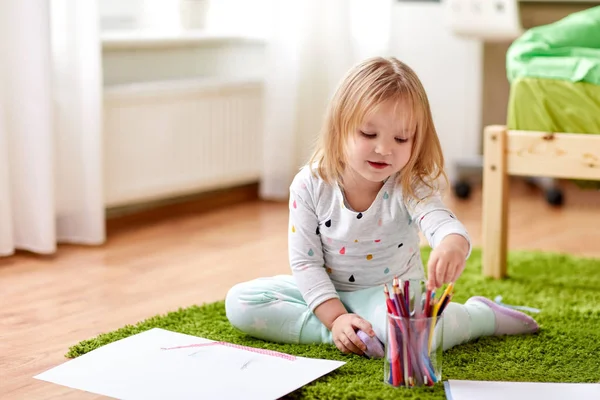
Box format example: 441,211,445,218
307,56,447,202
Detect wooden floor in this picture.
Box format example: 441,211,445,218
1,180,599,399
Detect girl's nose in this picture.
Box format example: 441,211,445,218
375,143,392,156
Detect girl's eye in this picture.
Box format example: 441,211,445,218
360,131,409,143
361,131,376,138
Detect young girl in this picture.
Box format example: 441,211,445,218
225,56,539,358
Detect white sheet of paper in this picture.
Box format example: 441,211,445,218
445,379,600,400
34,328,345,400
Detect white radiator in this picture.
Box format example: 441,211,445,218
103,78,263,208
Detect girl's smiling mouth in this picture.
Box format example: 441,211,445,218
368,161,389,169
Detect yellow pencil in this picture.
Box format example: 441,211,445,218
439,282,454,306
427,298,441,353
427,283,453,353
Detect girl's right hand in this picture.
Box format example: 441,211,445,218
330,313,376,356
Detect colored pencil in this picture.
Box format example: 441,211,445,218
384,280,455,387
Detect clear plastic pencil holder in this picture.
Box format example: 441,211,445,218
384,312,443,388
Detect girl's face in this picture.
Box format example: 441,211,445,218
344,98,415,188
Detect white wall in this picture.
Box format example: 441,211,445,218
389,2,483,184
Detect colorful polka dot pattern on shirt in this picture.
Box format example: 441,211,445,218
287,165,471,311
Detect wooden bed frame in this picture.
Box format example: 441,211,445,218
482,125,600,279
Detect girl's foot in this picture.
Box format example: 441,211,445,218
466,296,539,335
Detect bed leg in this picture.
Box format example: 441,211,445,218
482,125,509,279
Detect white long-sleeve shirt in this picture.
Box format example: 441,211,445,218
288,165,471,312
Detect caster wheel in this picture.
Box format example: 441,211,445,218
545,188,564,206
453,181,471,199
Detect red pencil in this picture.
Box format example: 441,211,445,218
383,284,403,385
424,289,432,318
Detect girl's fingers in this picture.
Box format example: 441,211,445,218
435,259,445,289
334,338,351,354
449,260,464,282
345,327,367,353
442,261,454,283
429,252,467,289
427,255,439,289
340,330,364,355
352,316,375,337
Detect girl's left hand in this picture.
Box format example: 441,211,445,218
427,234,469,290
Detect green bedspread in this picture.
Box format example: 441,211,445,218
507,77,600,134
506,6,600,86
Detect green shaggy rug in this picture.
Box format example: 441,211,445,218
68,248,600,399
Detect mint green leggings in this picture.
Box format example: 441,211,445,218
225,275,497,351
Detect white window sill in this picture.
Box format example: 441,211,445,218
101,30,265,50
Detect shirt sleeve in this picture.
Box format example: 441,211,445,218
404,180,472,259
288,173,339,312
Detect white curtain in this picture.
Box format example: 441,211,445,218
259,0,393,200
0,0,104,257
